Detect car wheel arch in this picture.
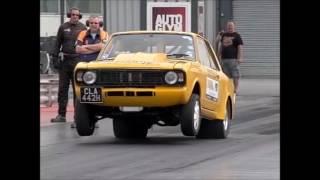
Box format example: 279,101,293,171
227,96,233,120
192,82,201,96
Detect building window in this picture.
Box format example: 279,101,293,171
66,0,102,14
41,0,59,13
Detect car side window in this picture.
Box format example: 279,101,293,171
197,38,214,68
204,39,220,71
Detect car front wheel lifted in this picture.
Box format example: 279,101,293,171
75,100,95,136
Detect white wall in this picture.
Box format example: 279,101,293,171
40,15,61,37
40,14,92,37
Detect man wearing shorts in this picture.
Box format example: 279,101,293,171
218,21,244,94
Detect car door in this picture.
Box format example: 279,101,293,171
196,37,221,112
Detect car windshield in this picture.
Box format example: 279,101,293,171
99,33,195,60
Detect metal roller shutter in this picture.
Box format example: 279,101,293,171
106,0,141,33
233,0,279,77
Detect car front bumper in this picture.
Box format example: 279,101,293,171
75,86,190,107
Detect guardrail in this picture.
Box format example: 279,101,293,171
40,78,59,107
40,76,74,107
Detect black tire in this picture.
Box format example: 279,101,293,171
196,101,231,139
75,100,95,136
180,94,201,136
40,51,49,74
113,117,148,139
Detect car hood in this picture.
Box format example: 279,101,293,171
82,53,189,69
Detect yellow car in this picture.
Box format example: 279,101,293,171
74,31,236,139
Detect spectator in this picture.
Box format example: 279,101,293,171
218,21,243,94
50,7,87,123
76,15,108,62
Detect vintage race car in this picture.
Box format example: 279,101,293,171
73,31,236,139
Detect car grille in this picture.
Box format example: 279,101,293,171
96,70,166,87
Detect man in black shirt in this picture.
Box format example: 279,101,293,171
51,7,87,124
218,21,244,94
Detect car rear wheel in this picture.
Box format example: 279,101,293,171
113,117,148,139
180,94,201,136
75,100,95,136
196,101,231,139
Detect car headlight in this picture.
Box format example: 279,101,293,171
165,71,178,85
83,71,97,85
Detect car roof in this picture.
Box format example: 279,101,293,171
111,30,199,37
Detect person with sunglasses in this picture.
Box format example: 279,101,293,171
50,7,87,124
70,15,109,128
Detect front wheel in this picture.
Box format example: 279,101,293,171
75,100,95,136
180,94,201,136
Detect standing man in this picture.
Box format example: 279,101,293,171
76,15,108,62
51,7,87,123
69,15,109,128
218,21,244,94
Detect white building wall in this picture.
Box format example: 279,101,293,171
40,14,93,37
40,15,61,37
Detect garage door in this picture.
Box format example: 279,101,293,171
233,0,279,77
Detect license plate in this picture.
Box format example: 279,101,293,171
80,87,102,103
119,106,143,112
